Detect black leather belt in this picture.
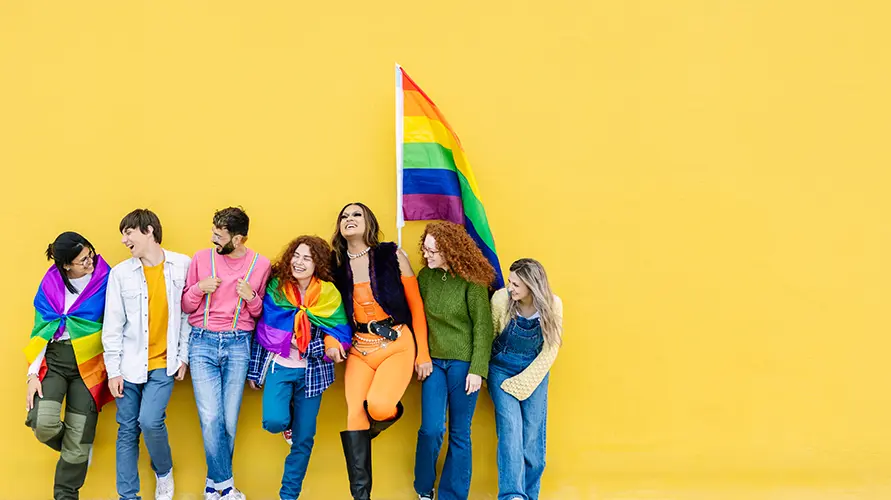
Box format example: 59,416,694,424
356,317,399,341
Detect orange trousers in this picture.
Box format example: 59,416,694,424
344,326,416,430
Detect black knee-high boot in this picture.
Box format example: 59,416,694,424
365,400,404,439
341,429,372,500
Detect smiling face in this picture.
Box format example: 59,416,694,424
507,270,531,303
290,243,316,281
422,234,447,270
66,246,95,278
339,204,367,239
121,226,155,259
211,226,239,255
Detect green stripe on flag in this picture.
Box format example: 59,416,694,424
65,317,103,340
30,309,61,341
403,143,497,251
404,143,458,171
457,171,497,251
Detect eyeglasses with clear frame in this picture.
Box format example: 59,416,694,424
74,253,95,267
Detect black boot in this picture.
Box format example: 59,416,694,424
365,401,404,439
341,430,372,500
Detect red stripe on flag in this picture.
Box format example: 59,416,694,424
401,69,436,104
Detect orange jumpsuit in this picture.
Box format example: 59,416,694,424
344,277,430,430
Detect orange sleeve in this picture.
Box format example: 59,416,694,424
323,335,341,352
402,275,431,365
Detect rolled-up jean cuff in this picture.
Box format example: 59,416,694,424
206,477,234,490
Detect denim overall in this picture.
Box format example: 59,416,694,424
488,315,549,500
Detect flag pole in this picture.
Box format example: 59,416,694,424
395,62,405,248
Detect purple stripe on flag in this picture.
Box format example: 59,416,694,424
68,256,110,314
40,269,66,316
256,322,293,357
403,194,465,225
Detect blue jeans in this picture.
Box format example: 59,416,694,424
488,351,549,500
115,368,176,500
189,327,251,491
262,363,323,500
413,358,479,500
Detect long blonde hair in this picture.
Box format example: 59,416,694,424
507,258,562,346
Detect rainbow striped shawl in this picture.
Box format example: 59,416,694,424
257,277,352,358
25,256,114,410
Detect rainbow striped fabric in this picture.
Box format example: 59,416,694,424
25,256,114,409
256,277,353,357
396,65,504,288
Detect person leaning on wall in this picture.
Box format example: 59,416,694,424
102,209,192,500
488,258,564,500
248,235,352,500
182,207,273,500
330,202,431,500
25,232,114,500
412,221,495,500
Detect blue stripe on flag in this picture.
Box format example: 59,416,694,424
403,168,462,197
465,217,505,289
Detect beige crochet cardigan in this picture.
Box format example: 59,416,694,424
490,288,563,400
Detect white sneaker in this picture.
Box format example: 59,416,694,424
419,494,434,500
222,488,246,500
283,429,293,446
155,471,174,500
204,492,221,500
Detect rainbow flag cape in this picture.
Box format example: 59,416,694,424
256,277,353,358
396,64,504,288
25,255,114,410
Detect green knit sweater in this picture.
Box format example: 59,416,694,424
418,266,494,377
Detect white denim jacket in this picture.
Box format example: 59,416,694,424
102,249,192,383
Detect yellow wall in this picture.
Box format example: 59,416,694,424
2,1,890,499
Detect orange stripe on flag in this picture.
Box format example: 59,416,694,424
403,90,463,150
403,90,440,118
78,354,107,385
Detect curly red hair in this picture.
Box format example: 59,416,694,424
419,221,495,287
271,235,334,290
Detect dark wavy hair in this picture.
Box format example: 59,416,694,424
331,202,382,266
213,206,250,238
271,235,334,292
420,221,495,287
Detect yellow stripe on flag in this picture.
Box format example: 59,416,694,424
71,332,104,364
404,116,482,199
24,337,49,364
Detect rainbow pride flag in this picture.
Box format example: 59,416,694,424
396,65,504,288
26,256,114,410
256,277,353,358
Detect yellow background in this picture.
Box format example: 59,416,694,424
1,1,889,499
